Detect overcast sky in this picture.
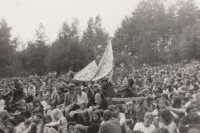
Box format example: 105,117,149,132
0,0,200,43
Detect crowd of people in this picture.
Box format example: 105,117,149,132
1,61,200,133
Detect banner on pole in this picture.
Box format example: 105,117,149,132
74,60,98,81
92,41,114,81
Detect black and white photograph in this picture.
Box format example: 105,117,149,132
0,0,200,133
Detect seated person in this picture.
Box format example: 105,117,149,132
178,104,200,133
69,101,89,126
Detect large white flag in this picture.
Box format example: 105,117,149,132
92,41,114,81
74,60,98,81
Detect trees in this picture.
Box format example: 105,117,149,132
178,21,200,59
0,19,16,77
112,0,200,65
17,23,49,76
45,19,94,73
81,16,109,58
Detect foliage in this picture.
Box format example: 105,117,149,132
1,0,200,77
81,16,109,57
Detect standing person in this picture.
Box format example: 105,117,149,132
178,105,200,133
121,79,137,98
101,79,116,98
98,110,121,133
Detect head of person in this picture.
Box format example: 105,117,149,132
169,92,177,99
52,108,64,121
17,102,27,111
33,114,43,119
154,128,169,133
154,117,159,126
196,91,200,100
181,96,188,105
67,121,76,133
125,101,135,112
76,86,82,95
92,84,100,93
188,128,200,133
147,96,154,105
79,101,87,110
108,105,119,117
5,118,18,130
143,89,149,97
101,79,108,88
172,96,182,108
29,102,34,110
143,112,153,127
128,78,134,87
43,115,52,125
157,99,166,110
24,119,32,128
185,79,190,86
74,124,87,133
33,99,41,107
186,105,198,119
0,110,10,120
103,110,112,121
92,110,102,123
68,83,76,93
138,92,144,97
159,109,173,126
56,84,64,94
161,93,169,100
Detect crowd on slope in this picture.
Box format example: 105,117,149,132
1,61,200,133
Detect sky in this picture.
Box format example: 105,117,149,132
0,0,200,44
0,0,141,43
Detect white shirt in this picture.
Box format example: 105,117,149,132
117,113,126,127
0,99,5,112
76,92,88,105
134,123,156,133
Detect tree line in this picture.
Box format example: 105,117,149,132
0,0,200,78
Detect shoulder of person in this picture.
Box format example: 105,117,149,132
119,112,125,117
82,92,87,95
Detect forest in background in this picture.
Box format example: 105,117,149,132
0,0,200,78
